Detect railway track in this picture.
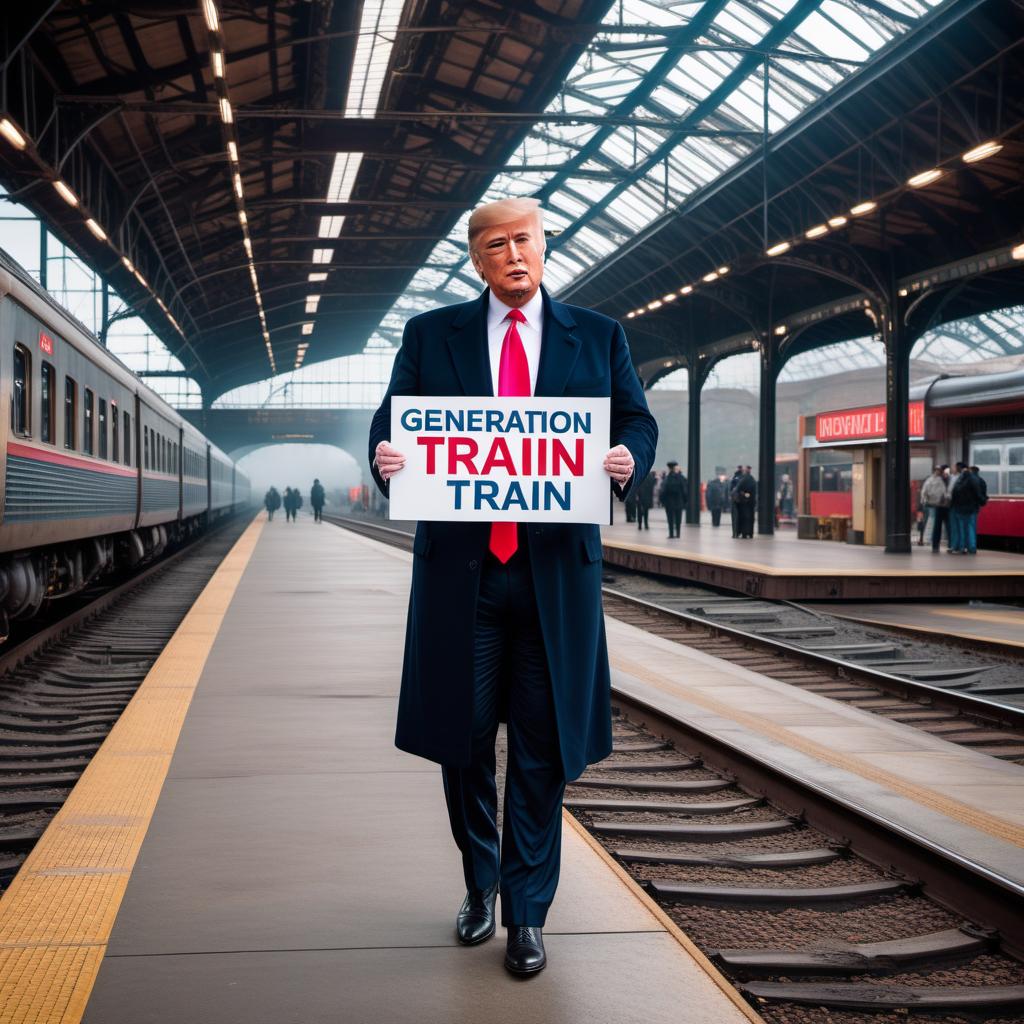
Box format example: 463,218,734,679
332,513,1024,1020
329,515,1024,762
0,514,252,892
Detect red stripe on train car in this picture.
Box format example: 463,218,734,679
6,441,138,478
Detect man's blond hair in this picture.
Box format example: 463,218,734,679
467,197,544,251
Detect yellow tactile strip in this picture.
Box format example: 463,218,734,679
0,515,264,1024
610,651,1024,850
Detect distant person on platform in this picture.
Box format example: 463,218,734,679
368,196,657,976
705,472,728,527
660,461,688,538
310,478,326,523
920,466,948,552
264,486,281,521
729,464,743,537
950,463,986,555
282,487,293,522
732,465,757,538
623,488,637,523
776,473,794,519
636,469,657,530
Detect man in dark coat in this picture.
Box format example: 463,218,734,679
705,472,728,527
660,461,687,538
310,478,325,523
264,486,280,521
729,464,743,536
636,469,657,530
369,197,657,976
732,465,757,538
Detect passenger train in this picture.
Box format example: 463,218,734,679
0,248,250,636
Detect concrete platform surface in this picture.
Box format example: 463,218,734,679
823,600,1024,651
603,508,1024,578
76,519,755,1024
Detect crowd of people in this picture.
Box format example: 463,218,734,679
623,462,759,538
917,462,988,554
263,479,326,523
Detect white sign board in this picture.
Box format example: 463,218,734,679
388,396,611,523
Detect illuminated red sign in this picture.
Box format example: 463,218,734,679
39,332,54,355
815,400,925,443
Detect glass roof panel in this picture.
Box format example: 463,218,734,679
373,0,954,334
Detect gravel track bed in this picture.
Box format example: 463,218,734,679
564,784,745,803
594,829,838,859
665,894,962,949
628,858,884,888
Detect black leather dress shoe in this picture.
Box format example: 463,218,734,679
504,925,546,975
456,882,498,945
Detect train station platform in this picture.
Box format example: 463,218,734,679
0,514,756,1024
603,509,1024,600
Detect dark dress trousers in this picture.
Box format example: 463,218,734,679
368,287,657,923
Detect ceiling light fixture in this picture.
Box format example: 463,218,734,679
211,49,224,78
1011,243,1024,261
319,215,345,238
850,200,877,216
662,292,677,302
626,311,636,318
717,266,730,275
765,241,790,256
227,140,238,163
312,248,333,264
85,218,107,241
907,168,942,188
305,295,321,313
219,98,233,124
232,172,243,198
238,209,247,227
702,271,718,283
242,237,252,257
774,324,786,335
805,224,828,239
827,215,848,228
53,180,79,206
201,0,219,33
0,118,27,150
308,272,328,282
302,322,314,335
679,284,693,295
647,299,662,310
962,140,1002,164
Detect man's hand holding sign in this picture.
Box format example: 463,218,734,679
367,196,657,977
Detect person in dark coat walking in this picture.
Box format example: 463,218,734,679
660,461,688,538
282,487,293,522
950,464,985,554
369,197,657,976
264,486,281,521
310,478,326,523
636,470,656,530
732,466,757,538
705,472,728,527
729,464,743,536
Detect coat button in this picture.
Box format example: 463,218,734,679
468,559,479,570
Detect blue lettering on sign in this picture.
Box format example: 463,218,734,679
425,409,442,430
400,408,422,431
447,479,470,509
466,408,483,431
474,480,500,510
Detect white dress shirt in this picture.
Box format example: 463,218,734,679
487,289,543,396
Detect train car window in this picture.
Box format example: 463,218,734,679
11,344,30,437
124,411,131,465
144,425,149,469
83,389,95,455
40,361,54,443
64,377,77,449
98,399,108,459
111,401,119,462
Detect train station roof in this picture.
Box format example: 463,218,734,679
1,1,1022,402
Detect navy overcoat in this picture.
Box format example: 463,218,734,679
368,287,658,782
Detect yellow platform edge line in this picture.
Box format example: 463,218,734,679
610,651,1024,850
562,810,764,1024
0,514,265,1024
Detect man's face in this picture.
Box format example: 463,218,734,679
469,213,545,307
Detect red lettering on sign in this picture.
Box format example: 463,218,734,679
551,438,584,476
447,437,479,475
480,437,516,475
417,436,444,474
815,400,925,442
39,332,54,355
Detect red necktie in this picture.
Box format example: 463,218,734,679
489,308,530,563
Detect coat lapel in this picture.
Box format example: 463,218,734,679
446,290,492,396
536,286,580,397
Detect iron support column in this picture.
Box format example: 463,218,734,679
757,338,777,535
39,223,47,290
686,359,703,525
883,298,914,554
